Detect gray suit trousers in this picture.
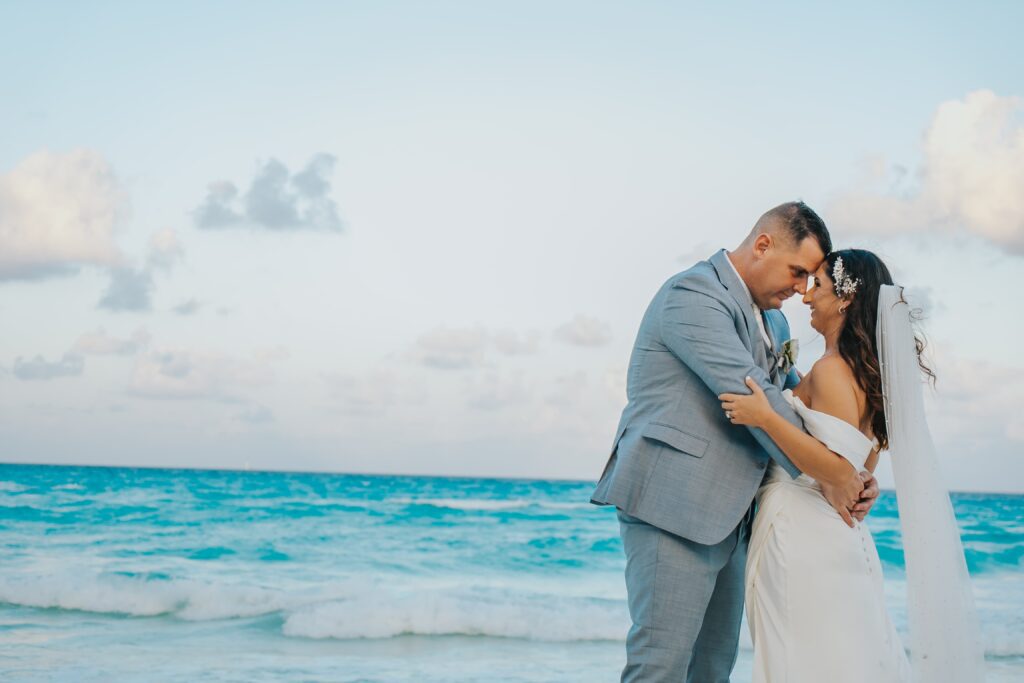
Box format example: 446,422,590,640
618,509,751,683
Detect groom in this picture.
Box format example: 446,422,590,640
591,201,880,682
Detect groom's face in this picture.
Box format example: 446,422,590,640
750,235,825,310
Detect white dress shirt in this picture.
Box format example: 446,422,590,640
724,252,774,350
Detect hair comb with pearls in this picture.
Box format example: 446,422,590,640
832,256,862,298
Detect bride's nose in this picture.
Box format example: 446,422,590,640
802,281,815,305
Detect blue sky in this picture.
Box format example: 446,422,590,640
1,2,1022,491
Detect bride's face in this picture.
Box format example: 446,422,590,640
803,262,845,334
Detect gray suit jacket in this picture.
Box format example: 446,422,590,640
591,249,805,545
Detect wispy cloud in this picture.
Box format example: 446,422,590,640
409,326,542,370
492,329,541,356
97,266,154,312
194,154,342,232
466,372,531,410
13,352,85,381
322,370,424,416
171,298,202,316
677,242,716,267
128,347,279,401
236,404,274,424
145,227,184,271
11,328,149,381
96,228,185,312
73,327,150,356
830,90,1024,255
553,314,613,347
0,149,125,281
411,326,490,370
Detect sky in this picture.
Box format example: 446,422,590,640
1,1,1022,491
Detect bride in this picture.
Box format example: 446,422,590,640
719,249,984,682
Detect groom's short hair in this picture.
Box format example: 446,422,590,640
760,201,832,255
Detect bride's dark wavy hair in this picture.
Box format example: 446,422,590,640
825,249,935,450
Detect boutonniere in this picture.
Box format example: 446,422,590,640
778,339,799,375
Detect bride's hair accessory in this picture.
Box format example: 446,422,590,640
831,256,862,298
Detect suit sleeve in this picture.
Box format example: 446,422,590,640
660,283,803,478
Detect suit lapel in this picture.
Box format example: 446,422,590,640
709,250,771,370
762,310,778,352
763,312,788,389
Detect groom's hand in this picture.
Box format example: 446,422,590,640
850,471,880,522
819,470,865,528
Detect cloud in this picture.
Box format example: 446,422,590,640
410,326,542,369
128,347,277,400
72,327,150,356
236,404,274,424
412,326,490,369
172,298,202,315
13,352,85,380
492,329,541,356
466,372,531,410
11,328,148,382
323,370,420,416
0,149,126,281
543,371,591,407
194,154,342,231
97,228,184,312
902,286,944,318
925,352,1024,446
677,242,716,267
193,181,243,228
97,266,154,311
908,350,1024,491
830,90,1024,254
553,314,613,347
145,227,184,271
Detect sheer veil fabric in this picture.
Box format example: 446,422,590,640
877,285,985,681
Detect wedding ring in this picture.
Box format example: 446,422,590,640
725,411,732,419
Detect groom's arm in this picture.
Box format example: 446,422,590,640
660,282,804,479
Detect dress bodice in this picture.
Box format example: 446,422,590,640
765,389,878,487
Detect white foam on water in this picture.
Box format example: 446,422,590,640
387,498,593,511
389,498,534,511
282,590,628,641
0,570,1021,657
0,574,288,620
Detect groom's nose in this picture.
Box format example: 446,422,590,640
794,277,808,295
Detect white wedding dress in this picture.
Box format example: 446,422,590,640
745,389,912,682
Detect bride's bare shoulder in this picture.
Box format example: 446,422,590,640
805,355,862,429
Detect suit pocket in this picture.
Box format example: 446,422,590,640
640,422,709,458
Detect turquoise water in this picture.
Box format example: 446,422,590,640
1,464,1021,681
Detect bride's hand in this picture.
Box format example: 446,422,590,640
718,376,775,428
850,471,879,522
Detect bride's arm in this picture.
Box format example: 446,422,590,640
720,361,865,519
864,449,879,473
721,374,861,488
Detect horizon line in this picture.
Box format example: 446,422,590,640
1,460,1020,496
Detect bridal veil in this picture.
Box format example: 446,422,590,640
877,284,985,681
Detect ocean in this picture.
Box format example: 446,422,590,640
1,464,1021,682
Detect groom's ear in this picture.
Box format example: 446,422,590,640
752,233,773,258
